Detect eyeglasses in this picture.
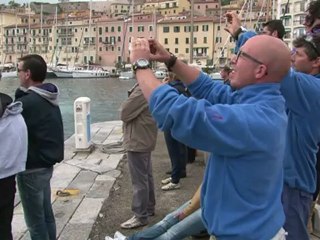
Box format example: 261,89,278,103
236,50,264,65
304,35,320,56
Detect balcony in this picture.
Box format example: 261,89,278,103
58,32,74,37
193,53,209,59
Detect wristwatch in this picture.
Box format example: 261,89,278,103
233,26,247,41
132,59,150,73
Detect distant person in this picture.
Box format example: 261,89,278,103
161,73,189,191
120,83,158,229
219,65,232,84
15,54,64,240
106,185,206,240
0,79,28,240
260,20,285,39
303,0,320,34
128,34,290,239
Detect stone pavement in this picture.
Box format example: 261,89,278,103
12,121,125,240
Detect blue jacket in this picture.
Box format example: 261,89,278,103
149,72,287,239
237,31,320,193
281,70,320,193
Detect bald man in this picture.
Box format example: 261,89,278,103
129,35,290,239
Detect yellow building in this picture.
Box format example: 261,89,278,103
141,0,190,16
157,15,215,66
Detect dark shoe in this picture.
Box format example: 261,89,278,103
191,230,210,238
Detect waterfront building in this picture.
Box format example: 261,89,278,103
277,0,310,48
157,14,215,66
141,0,190,16
97,13,159,66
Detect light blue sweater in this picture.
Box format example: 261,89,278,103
0,101,28,179
281,70,320,193
149,72,287,239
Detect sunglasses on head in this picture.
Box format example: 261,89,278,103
304,35,320,56
304,15,315,27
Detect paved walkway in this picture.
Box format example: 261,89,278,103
12,121,124,240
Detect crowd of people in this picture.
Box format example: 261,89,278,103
1,1,320,240
107,0,320,240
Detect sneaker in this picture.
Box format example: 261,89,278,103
105,236,114,240
120,216,147,229
161,182,180,191
161,177,172,185
114,231,127,240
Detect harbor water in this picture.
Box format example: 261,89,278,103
0,77,135,139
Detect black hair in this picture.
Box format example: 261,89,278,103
262,20,285,39
293,35,320,60
19,54,47,82
307,0,320,19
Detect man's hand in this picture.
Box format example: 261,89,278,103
129,37,151,64
148,39,172,63
224,12,241,37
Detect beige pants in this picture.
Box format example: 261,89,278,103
210,228,287,240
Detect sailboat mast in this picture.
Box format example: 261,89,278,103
40,4,43,55
88,0,92,66
190,0,194,64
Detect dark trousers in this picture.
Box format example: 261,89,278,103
164,131,187,184
0,175,16,240
282,183,313,240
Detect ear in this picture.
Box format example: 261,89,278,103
312,57,320,69
271,31,278,38
255,64,268,79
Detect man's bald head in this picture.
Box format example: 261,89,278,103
230,35,291,89
244,35,291,82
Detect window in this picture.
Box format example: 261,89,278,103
186,48,189,54
105,27,108,32
163,26,170,33
194,38,197,44
99,37,102,42
149,25,153,31
85,28,88,32
175,48,178,53
111,26,115,32
184,26,191,32
204,37,207,43
173,26,180,32
164,38,168,44
202,25,209,32
129,26,133,32
175,38,179,44
118,26,121,32
118,36,121,42
138,26,144,32
215,37,219,43
186,38,189,44
217,25,220,31
99,27,102,35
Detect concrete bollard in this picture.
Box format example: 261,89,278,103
74,97,93,152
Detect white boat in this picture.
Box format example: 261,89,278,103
154,69,168,79
72,68,110,78
1,70,17,78
119,70,134,80
53,68,73,78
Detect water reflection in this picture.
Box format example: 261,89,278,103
0,77,135,139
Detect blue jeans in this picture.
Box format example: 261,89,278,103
128,201,205,240
282,183,313,240
17,167,56,240
163,131,187,183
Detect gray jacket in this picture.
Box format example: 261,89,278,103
0,93,28,179
121,84,157,152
